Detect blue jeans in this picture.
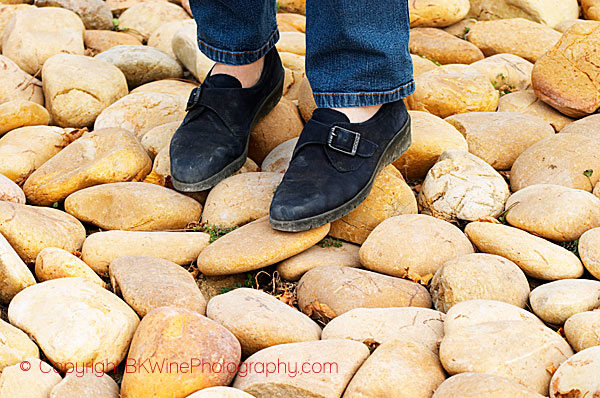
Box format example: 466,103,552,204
189,0,414,108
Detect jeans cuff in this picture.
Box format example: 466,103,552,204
312,79,415,108
197,28,280,65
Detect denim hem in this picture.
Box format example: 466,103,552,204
197,27,280,65
312,79,415,108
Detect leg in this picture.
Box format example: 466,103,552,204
269,0,413,231
307,0,414,121
190,0,278,87
170,0,285,191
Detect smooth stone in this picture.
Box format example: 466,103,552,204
49,372,119,398
431,253,529,312
207,288,321,356
23,128,151,205
343,340,445,398
393,110,467,180
233,340,369,398
279,52,305,72
0,126,83,184
131,79,196,99
505,184,600,241
445,112,553,170
555,19,585,33
321,307,444,354
329,165,418,245
467,18,561,62
468,0,579,28
197,216,329,276
172,22,215,81
560,114,600,137
35,247,106,288
0,54,43,105
470,53,533,92
297,76,316,121
276,13,306,32
186,387,254,398
0,173,25,203
297,265,431,319
8,278,139,372
202,172,283,228
359,214,474,279
42,54,128,128
148,20,193,61
583,0,600,20
409,27,484,64
465,222,584,280
109,255,206,317
510,132,600,192
0,5,35,53
407,64,499,118
411,54,439,76
95,45,183,88
443,299,544,335
549,347,600,398
580,228,600,279
104,0,143,15
0,100,50,135
82,230,210,276
275,31,305,55
564,310,600,352
0,318,39,372
277,0,305,14
94,92,187,140
0,358,62,398
418,150,510,221
440,320,573,395
443,18,477,37
120,307,241,398
83,30,142,56
140,121,179,157
1,7,84,75
64,182,202,231
343,340,446,398
409,0,470,27
282,67,305,100
34,0,112,30
248,97,304,164
0,233,35,303
118,0,189,41
277,242,360,281
532,21,600,117
497,90,573,132
529,279,600,325
0,202,86,263
432,373,546,398
261,137,297,173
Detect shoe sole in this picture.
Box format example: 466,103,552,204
269,115,412,232
171,77,284,192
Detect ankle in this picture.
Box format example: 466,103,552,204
210,57,265,88
332,104,382,123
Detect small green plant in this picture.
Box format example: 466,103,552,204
319,237,343,248
492,73,515,96
277,1,281,11
417,54,441,67
557,240,579,257
52,202,59,209
112,18,129,32
203,225,237,243
220,287,233,294
584,169,594,187
219,273,256,294
462,26,470,39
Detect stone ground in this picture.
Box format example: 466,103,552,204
2,0,600,397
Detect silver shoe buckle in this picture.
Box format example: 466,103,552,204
328,126,360,156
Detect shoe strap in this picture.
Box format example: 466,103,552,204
292,118,378,159
186,85,254,135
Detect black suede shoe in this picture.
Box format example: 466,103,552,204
269,99,411,232
169,48,284,191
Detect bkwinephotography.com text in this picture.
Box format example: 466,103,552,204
18,358,340,378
